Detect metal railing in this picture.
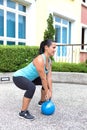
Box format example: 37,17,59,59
54,44,87,63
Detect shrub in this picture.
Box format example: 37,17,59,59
1,45,87,73
0,45,39,72
52,62,87,73
44,13,55,41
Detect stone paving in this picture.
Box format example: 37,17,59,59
0,82,87,130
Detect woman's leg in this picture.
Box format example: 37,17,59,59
13,76,36,111
33,77,45,102
21,97,31,111
40,87,46,101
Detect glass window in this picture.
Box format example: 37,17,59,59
7,12,15,37
0,0,3,5
0,1,27,45
18,15,26,39
18,42,25,45
62,27,67,43
7,41,15,45
55,17,61,23
0,9,4,36
69,22,71,43
55,16,71,44
54,16,71,56
55,25,61,43
18,4,26,12
0,40,3,45
7,0,15,9
62,27,67,56
55,25,61,56
62,19,68,25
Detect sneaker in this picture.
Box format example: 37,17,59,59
19,110,35,120
38,100,45,106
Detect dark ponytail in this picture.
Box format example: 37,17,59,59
39,39,53,54
39,41,45,54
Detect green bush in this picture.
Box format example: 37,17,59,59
0,45,39,72
52,62,87,73
0,45,87,73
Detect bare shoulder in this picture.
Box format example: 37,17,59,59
33,54,44,66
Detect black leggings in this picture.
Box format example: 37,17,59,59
13,76,43,98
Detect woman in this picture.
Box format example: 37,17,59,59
13,39,56,120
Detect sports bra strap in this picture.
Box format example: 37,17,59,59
42,54,46,64
42,54,51,65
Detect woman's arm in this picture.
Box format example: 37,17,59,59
47,65,52,91
46,63,52,98
33,55,49,95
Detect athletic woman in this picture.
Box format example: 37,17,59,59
13,39,56,120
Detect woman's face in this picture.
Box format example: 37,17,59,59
45,42,56,56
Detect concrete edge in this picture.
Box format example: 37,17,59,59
0,72,87,85
52,72,87,85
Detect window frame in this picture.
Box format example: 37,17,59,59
54,16,71,44
0,0,27,45
54,16,71,57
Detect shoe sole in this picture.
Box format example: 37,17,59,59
38,104,41,107
18,115,35,121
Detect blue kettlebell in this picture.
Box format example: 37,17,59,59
41,100,55,115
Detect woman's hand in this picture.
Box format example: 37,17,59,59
45,89,52,100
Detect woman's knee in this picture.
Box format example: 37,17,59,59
24,84,36,98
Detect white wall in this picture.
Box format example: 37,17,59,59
26,0,36,46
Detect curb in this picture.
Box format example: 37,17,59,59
52,72,87,85
0,72,87,85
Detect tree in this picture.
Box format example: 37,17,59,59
44,13,55,41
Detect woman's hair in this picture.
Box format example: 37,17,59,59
39,39,53,54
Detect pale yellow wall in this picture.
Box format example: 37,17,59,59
36,0,49,45
36,0,81,46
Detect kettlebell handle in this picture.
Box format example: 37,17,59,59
46,98,51,102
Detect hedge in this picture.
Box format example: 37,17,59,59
0,45,87,73
0,45,39,72
52,62,87,73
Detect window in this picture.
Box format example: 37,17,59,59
7,41,15,45
18,4,26,12
0,0,26,45
54,16,71,56
18,15,26,39
81,28,85,50
7,0,16,9
7,12,15,37
0,0,3,5
0,40,3,45
18,42,25,45
0,9,4,36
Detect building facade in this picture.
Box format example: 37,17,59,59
0,0,87,62
80,0,87,62
0,0,36,45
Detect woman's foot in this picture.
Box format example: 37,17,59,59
38,100,46,106
19,110,35,120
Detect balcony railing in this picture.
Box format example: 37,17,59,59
54,44,87,63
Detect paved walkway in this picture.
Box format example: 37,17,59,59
0,82,87,130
